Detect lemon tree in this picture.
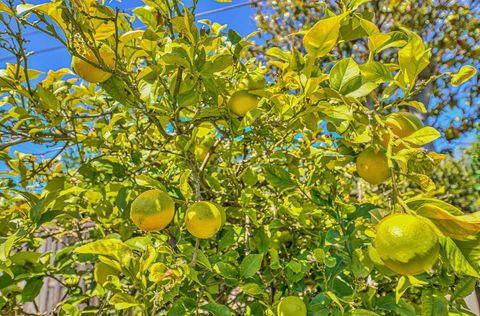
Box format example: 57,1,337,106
0,0,479,315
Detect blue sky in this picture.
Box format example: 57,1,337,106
5,0,259,71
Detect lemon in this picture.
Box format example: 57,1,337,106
185,201,223,239
277,296,307,316
228,90,258,117
130,189,175,231
381,112,424,150
375,213,439,275
356,147,390,185
71,44,115,83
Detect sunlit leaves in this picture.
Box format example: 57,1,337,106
402,127,440,146
440,237,479,278
74,239,131,261
415,203,480,240
262,164,296,190
239,254,263,278
398,33,430,88
303,15,343,58
330,58,361,93
450,65,477,87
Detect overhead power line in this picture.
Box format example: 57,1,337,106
0,0,262,63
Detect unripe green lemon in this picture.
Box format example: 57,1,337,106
277,296,307,316
375,213,439,275
130,189,175,231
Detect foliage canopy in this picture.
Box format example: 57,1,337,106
0,0,478,315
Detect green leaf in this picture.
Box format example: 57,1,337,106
74,239,131,260
368,32,407,55
408,173,436,192
109,292,140,310
398,32,430,87
395,276,410,303
451,65,477,87
0,233,16,261
263,164,296,190
454,237,480,268
351,248,373,278
240,283,264,296
329,58,361,93
202,54,233,74
399,101,427,113
415,204,480,239
201,303,233,316
406,197,463,216
240,254,263,278
133,7,158,29
266,47,291,61
161,53,191,69
440,237,479,278
402,127,440,146
421,289,448,316
452,277,477,300
179,170,193,201
346,82,378,98
101,76,136,107
214,262,238,279
21,277,43,302
350,309,380,316
303,15,342,58
168,298,196,316
360,61,393,83
228,29,242,44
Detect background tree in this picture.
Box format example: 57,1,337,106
252,0,479,150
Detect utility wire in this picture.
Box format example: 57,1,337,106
0,0,262,63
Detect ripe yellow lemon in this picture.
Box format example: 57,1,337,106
71,44,115,83
356,147,390,185
228,90,258,117
94,262,118,285
185,201,223,239
374,213,439,275
130,189,175,231
277,296,307,316
380,112,424,150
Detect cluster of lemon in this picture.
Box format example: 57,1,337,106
130,189,225,239
355,113,440,276
71,45,260,117
356,112,424,185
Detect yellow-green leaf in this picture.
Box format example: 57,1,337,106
401,126,440,146
303,15,342,58
451,65,477,87
416,204,480,240
398,33,430,86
